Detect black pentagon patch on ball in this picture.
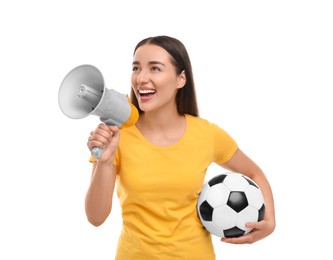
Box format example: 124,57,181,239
224,226,246,238
227,191,248,213
208,174,227,186
199,201,214,221
258,204,266,221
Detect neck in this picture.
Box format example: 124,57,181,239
136,109,186,146
139,109,183,131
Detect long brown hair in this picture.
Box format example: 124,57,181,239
130,35,199,117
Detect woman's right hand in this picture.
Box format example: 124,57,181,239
87,123,120,162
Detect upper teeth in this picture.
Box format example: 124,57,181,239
139,89,155,94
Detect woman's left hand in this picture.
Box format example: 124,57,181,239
221,219,275,244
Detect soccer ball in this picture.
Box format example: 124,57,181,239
197,172,265,238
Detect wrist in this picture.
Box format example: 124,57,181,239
89,150,116,164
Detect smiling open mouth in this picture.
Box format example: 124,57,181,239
138,89,156,97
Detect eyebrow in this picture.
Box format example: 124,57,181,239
132,61,166,67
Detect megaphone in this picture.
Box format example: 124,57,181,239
58,64,139,159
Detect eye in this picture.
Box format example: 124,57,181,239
151,66,161,72
132,66,140,72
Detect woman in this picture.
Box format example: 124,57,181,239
85,35,275,259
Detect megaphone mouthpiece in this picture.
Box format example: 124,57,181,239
77,84,103,109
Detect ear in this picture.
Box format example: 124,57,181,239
176,70,186,89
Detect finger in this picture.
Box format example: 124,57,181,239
93,134,111,144
98,122,108,129
97,123,112,133
246,220,264,230
108,125,119,131
221,233,253,244
108,126,120,136
94,127,113,140
221,235,244,244
87,132,112,150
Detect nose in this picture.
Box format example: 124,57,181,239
136,69,150,84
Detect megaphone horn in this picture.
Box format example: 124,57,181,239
58,64,139,159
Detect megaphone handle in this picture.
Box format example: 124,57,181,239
91,147,105,159
91,119,117,159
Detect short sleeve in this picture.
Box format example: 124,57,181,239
212,123,238,164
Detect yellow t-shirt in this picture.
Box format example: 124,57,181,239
114,114,238,260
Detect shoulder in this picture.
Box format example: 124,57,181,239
118,124,141,143
186,114,236,142
186,114,220,131
186,114,212,126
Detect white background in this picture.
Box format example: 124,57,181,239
1,0,332,259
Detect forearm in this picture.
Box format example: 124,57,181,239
235,161,276,226
221,149,276,229
85,159,117,226
252,171,275,226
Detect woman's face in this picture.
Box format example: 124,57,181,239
131,44,185,113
